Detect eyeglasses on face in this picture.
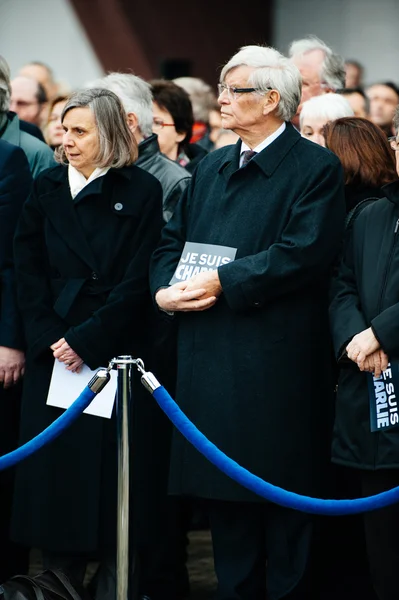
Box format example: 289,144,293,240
388,136,399,151
11,100,40,108
153,117,175,130
217,83,268,101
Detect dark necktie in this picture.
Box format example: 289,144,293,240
240,150,256,167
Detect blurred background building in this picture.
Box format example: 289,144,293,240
0,0,397,93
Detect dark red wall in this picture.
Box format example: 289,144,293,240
69,0,273,87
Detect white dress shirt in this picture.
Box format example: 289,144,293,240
239,122,286,167
68,164,111,199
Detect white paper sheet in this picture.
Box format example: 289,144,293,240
46,360,117,419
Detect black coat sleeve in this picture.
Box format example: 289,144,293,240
217,156,346,311
150,177,192,295
13,179,69,357
64,183,163,368
0,144,32,349
371,304,399,358
329,228,369,360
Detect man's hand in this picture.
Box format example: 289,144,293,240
51,338,84,373
346,328,380,366
184,270,223,299
0,347,25,388
156,280,218,313
359,349,389,378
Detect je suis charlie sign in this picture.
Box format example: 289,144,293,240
169,242,237,285
368,362,399,432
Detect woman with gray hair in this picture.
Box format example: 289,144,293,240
300,93,354,146
11,87,163,597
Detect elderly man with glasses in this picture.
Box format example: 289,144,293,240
10,75,48,128
289,36,345,128
150,45,345,600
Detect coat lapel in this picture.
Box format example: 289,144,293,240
217,123,302,180
218,141,241,181
39,170,99,272
253,122,301,177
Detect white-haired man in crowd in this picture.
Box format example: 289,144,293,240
151,44,345,599
289,35,345,127
300,93,354,146
87,73,191,222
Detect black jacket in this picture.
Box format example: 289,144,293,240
344,184,385,214
11,163,163,552
330,179,399,469
151,123,345,501
0,139,32,349
136,134,191,222
16,116,45,142
183,142,208,174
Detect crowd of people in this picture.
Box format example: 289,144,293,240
1,34,399,600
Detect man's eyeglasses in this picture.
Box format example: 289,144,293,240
153,117,175,130
217,83,266,101
388,136,399,152
10,100,40,108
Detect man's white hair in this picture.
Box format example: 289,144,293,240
86,72,153,137
299,93,354,129
289,36,345,92
220,45,302,122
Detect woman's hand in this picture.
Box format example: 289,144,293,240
0,347,25,388
346,328,380,367
51,338,84,373
359,349,389,378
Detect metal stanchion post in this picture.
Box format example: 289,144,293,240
115,355,135,600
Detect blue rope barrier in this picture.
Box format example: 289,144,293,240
152,385,399,515
0,386,96,471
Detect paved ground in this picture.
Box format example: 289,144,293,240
187,530,217,598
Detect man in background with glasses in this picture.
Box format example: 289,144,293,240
10,75,48,129
289,36,345,129
151,44,345,599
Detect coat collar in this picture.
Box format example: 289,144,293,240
382,179,399,207
136,134,160,165
218,122,301,179
38,166,100,272
43,163,133,184
1,112,21,146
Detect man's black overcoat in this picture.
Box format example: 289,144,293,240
11,164,163,552
0,139,32,579
150,124,345,502
0,139,32,351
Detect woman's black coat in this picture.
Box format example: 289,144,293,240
11,164,163,552
330,179,399,469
